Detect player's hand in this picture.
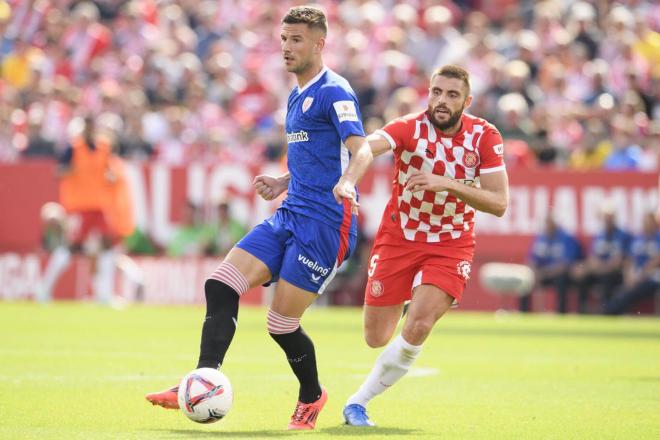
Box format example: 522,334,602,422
253,175,287,201
333,176,359,215
405,170,450,193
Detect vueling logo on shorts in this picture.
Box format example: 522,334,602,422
287,130,309,144
298,254,330,276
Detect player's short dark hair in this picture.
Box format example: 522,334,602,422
282,6,327,36
431,65,471,95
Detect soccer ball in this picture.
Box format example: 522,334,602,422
177,368,233,423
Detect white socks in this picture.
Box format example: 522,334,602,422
93,250,116,304
347,334,423,408
36,246,71,302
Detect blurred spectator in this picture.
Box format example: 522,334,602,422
0,1,12,58
568,2,600,60
58,115,134,303
527,212,582,313
0,0,654,171
605,212,660,314
657,175,660,225
35,201,71,303
1,39,35,90
62,2,111,82
209,200,247,256
603,118,643,170
568,119,612,170
117,109,154,160
166,201,215,257
23,108,56,158
572,203,630,312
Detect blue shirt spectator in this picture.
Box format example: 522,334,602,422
605,213,660,314
528,214,582,314
530,225,581,268
603,145,643,170
590,226,630,262
629,231,660,271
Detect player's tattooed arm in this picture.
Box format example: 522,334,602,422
405,170,509,217
253,172,291,201
334,135,374,214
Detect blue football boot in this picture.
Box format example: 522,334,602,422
343,403,375,427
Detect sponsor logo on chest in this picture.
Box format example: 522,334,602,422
287,130,309,144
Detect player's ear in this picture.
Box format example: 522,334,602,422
464,94,473,110
314,36,325,53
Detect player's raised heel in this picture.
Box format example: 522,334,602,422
343,403,375,427
287,387,328,430
145,386,180,409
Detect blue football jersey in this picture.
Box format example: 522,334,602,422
591,227,630,261
282,66,365,235
529,228,581,267
629,232,660,270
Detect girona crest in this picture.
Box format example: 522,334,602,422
456,261,471,280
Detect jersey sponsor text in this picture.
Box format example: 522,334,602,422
287,130,309,144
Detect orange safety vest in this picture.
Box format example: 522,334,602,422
59,137,134,238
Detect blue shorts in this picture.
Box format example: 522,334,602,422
236,207,356,294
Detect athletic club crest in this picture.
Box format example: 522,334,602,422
302,97,314,112
370,280,384,297
462,151,478,168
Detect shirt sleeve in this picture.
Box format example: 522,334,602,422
478,126,505,175
374,117,411,156
324,84,365,142
528,239,542,266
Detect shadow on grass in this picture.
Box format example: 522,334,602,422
152,425,422,437
319,425,421,436
153,430,291,438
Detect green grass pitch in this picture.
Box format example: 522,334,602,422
1,302,659,439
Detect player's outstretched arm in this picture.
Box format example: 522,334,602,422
366,133,393,157
253,172,290,201
333,135,373,214
406,170,509,217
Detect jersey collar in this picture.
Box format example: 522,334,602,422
297,65,329,94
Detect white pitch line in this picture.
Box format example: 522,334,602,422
0,347,192,361
0,373,183,382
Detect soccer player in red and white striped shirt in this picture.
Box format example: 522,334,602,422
343,65,509,427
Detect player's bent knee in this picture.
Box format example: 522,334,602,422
403,318,435,344
364,331,390,348
266,308,300,335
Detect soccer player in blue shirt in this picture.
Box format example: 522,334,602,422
573,204,630,312
528,213,582,313
605,212,660,314
146,6,373,430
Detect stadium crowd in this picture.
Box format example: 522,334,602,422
0,0,658,169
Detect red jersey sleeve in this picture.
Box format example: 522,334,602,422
374,117,414,156
478,125,505,175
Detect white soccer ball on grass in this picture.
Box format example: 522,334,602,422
178,368,233,423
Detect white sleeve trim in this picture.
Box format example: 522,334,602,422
480,164,506,174
374,129,396,150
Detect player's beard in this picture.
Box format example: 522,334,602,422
288,57,312,75
428,103,463,131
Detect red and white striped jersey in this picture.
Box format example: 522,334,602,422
375,111,505,244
